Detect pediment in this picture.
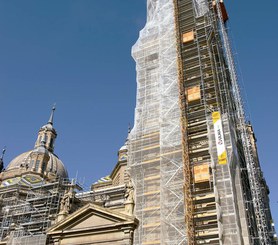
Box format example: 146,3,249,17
73,214,115,229
48,203,136,234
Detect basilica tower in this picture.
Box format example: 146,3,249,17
128,1,276,244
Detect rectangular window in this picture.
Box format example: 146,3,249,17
35,160,40,171
42,162,46,173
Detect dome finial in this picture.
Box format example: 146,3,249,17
128,123,131,134
125,123,131,145
0,146,6,160
0,146,6,173
48,104,56,125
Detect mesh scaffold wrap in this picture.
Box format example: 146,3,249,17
128,0,186,244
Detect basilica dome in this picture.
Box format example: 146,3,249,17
4,150,68,180
0,106,68,183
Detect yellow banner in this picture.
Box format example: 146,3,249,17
212,111,227,165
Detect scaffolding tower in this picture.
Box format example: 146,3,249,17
129,1,185,244
129,0,276,244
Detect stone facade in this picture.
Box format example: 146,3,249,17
48,203,138,245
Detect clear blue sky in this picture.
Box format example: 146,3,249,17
0,0,277,225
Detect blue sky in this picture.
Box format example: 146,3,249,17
0,0,277,226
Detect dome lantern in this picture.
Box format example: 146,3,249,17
34,105,57,153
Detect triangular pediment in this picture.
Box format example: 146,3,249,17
48,203,136,234
73,213,115,229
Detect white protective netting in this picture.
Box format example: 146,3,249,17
128,0,186,244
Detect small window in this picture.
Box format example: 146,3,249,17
42,162,46,173
30,160,34,169
35,160,40,171
50,138,54,148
